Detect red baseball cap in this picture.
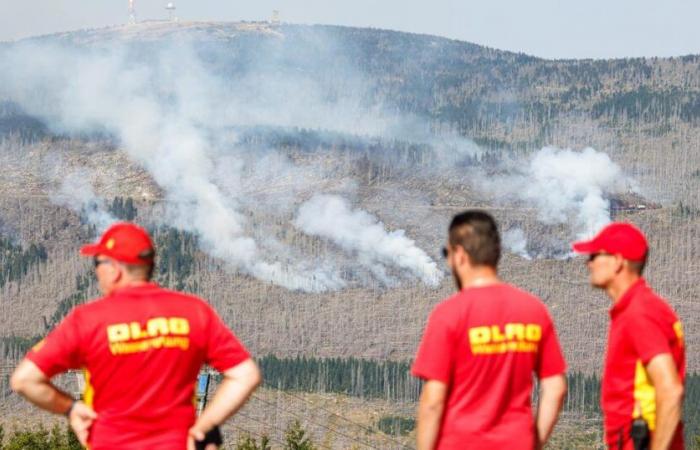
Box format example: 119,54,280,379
80,222,155,264
571,222,648,261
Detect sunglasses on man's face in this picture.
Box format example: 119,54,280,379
441,247,449,259
93,258,111,268
587,252,611,263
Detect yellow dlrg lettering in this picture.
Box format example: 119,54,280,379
147,317,169,337
490,325,506,343
168,317,190,335
130,322,149,339
107,317,191,343
107,324,130,342
525,324,541,342
505,323,525,341
469,326,491,344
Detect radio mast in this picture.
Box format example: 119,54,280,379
165,2,177,21
128,0,136,25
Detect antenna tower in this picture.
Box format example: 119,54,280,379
165,2,177,21
128,0,136,24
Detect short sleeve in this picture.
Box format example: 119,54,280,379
26,310,83,378
627,313,671,364
205,306,251,372
411,307,454,383
536,312,567,379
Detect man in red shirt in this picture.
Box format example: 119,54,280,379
572,222,685,450
11,222,261,450
412,210,567,450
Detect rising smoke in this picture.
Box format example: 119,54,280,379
294,194,442,287
486,146,634,258
0,26,639,283
0,33,444,291
50,170,117,232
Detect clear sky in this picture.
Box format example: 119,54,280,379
1,0,698,59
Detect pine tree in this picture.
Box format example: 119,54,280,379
284,420,316,450
235,434,272,450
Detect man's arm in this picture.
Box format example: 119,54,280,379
416,380,447,450
11,359,73,414
534,373,567,449
646,353,683,450
11,359,97,446
187,358,262,450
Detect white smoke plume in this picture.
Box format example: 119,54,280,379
502,228,531,260
486,146,633,257
294,194,443,287
0,35,442,291
50,170,117,233
521,147,627,235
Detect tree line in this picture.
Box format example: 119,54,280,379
0,420,318,450
0,236,47,289
256,355,700,444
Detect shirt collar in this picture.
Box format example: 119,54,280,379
108,282,160,297
609,278,646,319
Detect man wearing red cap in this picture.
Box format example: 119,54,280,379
11,222,261,450
572,222,685,450
412,211,568,450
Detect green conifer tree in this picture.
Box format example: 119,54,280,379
284,420,316,450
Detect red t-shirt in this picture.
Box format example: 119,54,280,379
602,279,685,450
26,283,250,450
412,283,566,450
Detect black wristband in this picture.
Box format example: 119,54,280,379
195,426,223,450
64,399,76,417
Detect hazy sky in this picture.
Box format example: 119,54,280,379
1,0,698,59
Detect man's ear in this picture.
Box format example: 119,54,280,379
455,245,471,268
110,263,123,284
613,254,626,274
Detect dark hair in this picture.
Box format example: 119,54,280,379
448,210,501,268
123,249,156,281
628,251,648,275
123,263,155,281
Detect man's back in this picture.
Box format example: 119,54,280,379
412,283,566,450
28,283,250,449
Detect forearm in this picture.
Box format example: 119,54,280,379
535,374,567,448
195,377,259,431
650,390,683,450
14,379,73,415
416,402,443,450
645,354,684,450
535,392,563,446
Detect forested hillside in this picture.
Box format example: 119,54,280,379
1,21,700,447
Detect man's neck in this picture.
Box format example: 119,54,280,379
607,273,641,304
106,279,150,295
459,266,500,289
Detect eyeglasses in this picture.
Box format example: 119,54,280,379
93,258,111,268
441,246,449,259
587,252,611,262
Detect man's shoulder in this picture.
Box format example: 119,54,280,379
475,283,549,312
77,286,212,316
498,283,544,303
628,283,677,319
434,284,547,317
150,285,208,303
432,290,467,315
